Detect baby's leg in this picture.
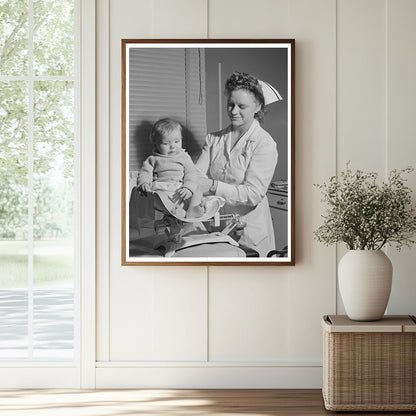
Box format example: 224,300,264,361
186,189,205,218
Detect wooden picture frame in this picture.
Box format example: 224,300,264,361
122,39,295,265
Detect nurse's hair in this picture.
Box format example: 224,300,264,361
224,71,266,122
149,118,183,144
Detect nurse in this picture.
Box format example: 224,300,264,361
196,71,279,257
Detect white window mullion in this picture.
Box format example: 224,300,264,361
73,0,81,369
80,0,96,387
27,0,35,360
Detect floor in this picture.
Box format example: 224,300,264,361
0,389,413,416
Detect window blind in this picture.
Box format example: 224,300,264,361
128,47,207,171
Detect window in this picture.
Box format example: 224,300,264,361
0,0,77,361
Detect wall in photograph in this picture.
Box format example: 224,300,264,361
95,0,416,388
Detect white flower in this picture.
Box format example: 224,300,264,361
314,164,416,250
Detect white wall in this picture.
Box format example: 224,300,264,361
95,0,416,388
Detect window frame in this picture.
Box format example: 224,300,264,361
0,0,96,388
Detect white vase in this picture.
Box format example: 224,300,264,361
338,250,392,321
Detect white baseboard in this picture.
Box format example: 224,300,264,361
0,364,323,388
95,365,323,389
0,367,80,388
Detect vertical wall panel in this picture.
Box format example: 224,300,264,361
337,0,387,172
96,0,110,362
209,0,290,37
286,0,337,361
386,0,416,314
151,0,207,38
151,270,207,360
110,268,207,361
209,268,290,361
336,0,387,313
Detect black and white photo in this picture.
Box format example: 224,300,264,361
122,40,295,265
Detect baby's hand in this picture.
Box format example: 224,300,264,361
138,183,151,196
176,187,192,201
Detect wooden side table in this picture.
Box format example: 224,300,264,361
322,315,416,411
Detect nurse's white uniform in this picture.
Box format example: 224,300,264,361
196,119,278,257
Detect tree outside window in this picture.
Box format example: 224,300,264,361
0,0,76,360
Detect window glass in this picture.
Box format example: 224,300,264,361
0,290,29,359
0,1,28,76
32,81,74,359
33,80,74,266
33,0,74,76
33,288,74,359
0,1,76,362
0,81,29,359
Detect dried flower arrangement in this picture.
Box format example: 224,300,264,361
314,164,416,250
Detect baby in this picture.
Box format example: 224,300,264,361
137,118,204,218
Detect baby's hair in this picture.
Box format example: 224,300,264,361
150,118,183,144
225,71,266,122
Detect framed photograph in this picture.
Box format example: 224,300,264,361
122,39,295,265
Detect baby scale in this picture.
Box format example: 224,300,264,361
151,191,245,257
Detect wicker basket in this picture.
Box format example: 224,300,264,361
322,315,416,411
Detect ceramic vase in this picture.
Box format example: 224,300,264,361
338,250,392,321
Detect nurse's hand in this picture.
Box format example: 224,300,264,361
229,221,246,242
199,177,217,195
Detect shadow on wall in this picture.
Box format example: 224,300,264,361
133,121,153,168
183,126,202,162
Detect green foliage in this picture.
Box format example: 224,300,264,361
33,176,74,239
0,0,28,75
0,81,28,178
0,81,28,238
34,81,74,178
0,176,27,238
0,1,74,241
33,0,74,75
314,164,416,250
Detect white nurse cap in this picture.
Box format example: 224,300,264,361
258,80,283,105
